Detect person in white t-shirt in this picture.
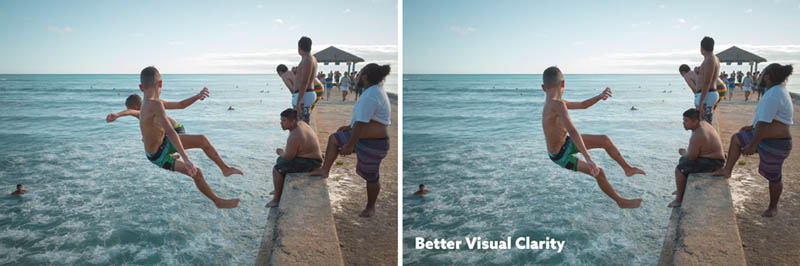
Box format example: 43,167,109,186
310,63,392,218
712,63,794,217
742,72,753,102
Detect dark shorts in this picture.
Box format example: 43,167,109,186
274,157,322,176
549,136,579,171
676,156,724,177
736,129,792,183
332,129,390,183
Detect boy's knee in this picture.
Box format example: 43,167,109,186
329,134,338,144
201,135,210,147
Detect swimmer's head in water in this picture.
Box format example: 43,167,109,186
280,108,299,129
701,36,714,53
277,64,288,75
679,64,691,75
682,108,701,130
16,184,22,190
419,184,425,190
298,36,312,54
139,66,162,92
542,66,564,91
125,94,142,110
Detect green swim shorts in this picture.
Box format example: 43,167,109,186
549,136,579,171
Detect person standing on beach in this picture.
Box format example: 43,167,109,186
696,36,722,123
341,71,351,101
668,108,726,208
293,37,318,124
266,108,323,208
712,63,794,217
539,66,646,209
743,72,753,102
728,73,736,100
136,66,241,208
310,63,392,217
351,72,360,101
325,72,334,101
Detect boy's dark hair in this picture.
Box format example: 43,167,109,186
276,64,288,74
543,66,563,87
419,184,424,188
125,94,142,109
298,36,312,52
679,64,690,74
762,63,794,85
683,108,700,121
701,36,714,52
280,108,298,120
17,184,22,188
140,66,161,88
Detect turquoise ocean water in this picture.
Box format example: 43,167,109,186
403,74,701,265
0,73,395,265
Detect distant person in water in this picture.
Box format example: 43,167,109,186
712,63,794,217
136,66,242,208
266,108,323,208
540,66,646,209
310,63,393,217
11,184,27,195
668,108,725,208
413,184,429,195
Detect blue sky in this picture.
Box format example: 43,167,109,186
404,0,800,74
0,0,397,74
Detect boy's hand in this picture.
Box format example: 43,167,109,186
599,87,612,100
197,87,209,100
739,125,753,132
106,113,118,123
184,160,197,177
341,141,355,155
276,148,284,156
679,148,686,156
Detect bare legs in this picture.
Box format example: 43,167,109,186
309,134,340,178
342,90,348,101
576,160,642,208
668,168,687,208
763,182,782,217
711,134,741,178
582,134,646,176
360,182,380,217
174,160,239,208
266,167,283,208
180,134,243,177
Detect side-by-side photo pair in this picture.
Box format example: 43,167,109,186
1,0,798,265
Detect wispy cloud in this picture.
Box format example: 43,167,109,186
745,8,753,13
343,8,351,14
287,25,298,31
582,44,800,73
48,26,73,34
677,18,686,23
166,44,398,73
257,4,264,8
449,26,476,35
274,18,283,24
690,25,701,31
658,4,666,8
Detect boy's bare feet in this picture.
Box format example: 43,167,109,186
223,167,243,177
624,167,646,177
617,198,643,209
265,200,279,208
761,206,778,217
667,199,682,208
214,198,240,208
711,168,732,178
359,207,375,217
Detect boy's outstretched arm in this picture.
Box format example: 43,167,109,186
566,87,612,109
106,109,141,122
163,87,209,109
556,101,600,176
156,102,196,176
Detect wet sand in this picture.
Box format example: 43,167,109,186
312,93,398,266
716,91,800,266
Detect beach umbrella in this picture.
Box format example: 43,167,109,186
314,46,365,73
716,46,767,73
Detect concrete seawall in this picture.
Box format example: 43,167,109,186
255,112,345,266
658,173,746,266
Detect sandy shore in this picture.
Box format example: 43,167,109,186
716,91,800,265
311,93,398,266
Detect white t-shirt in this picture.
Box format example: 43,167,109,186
752,84,793,127
350,84,391,127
